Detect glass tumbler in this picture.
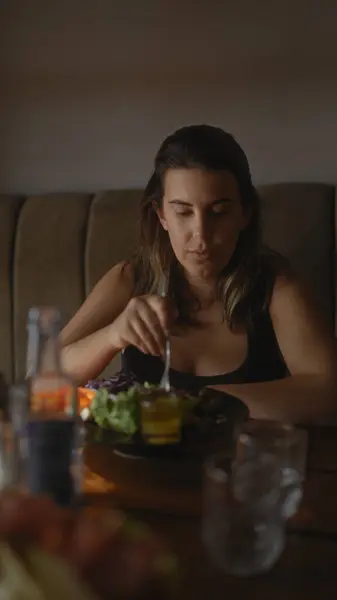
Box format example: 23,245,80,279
202,453,285,577
236,420,308,519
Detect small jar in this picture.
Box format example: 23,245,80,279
140,390,182,445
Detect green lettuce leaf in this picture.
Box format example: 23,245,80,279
90,387,140,436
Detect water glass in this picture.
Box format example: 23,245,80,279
202,453,285,577
236,420,308,519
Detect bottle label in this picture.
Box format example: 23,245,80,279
31,385,75,414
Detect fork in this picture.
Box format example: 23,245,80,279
158,274,171,393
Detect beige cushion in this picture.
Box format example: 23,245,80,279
13,194,92,379
258,183,335,325
85,190,141,293
0,195,24,382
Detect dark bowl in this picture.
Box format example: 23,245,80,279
86,387,248,457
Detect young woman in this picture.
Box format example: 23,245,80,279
61,125,337,423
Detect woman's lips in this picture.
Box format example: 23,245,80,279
188,251,212,262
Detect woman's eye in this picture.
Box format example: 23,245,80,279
175,210,192,217
212,206,230,216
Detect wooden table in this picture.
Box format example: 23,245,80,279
84,426,337,599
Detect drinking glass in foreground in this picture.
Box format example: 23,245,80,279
202,453,285,577
236,420,308,519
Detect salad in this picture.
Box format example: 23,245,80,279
81,373,200,439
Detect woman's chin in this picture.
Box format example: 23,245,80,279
184,261,219,281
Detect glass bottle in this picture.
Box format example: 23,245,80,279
27,307,76,415
24,307,83,506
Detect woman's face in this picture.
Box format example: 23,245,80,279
157,168,249,282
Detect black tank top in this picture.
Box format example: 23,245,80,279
122,308,288,396
121,254,289,395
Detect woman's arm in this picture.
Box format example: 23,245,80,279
60,262,133,384
210,275,337,424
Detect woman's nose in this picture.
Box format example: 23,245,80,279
192,215,210,244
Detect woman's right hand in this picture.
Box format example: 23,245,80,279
112,295,173,356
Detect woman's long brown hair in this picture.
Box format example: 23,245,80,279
129,125,282,330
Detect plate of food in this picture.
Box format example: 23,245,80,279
78,372,249,460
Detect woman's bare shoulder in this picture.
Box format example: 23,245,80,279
270,270,313,314
93,260,134,294
61,261,134,346
269,268,337,374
